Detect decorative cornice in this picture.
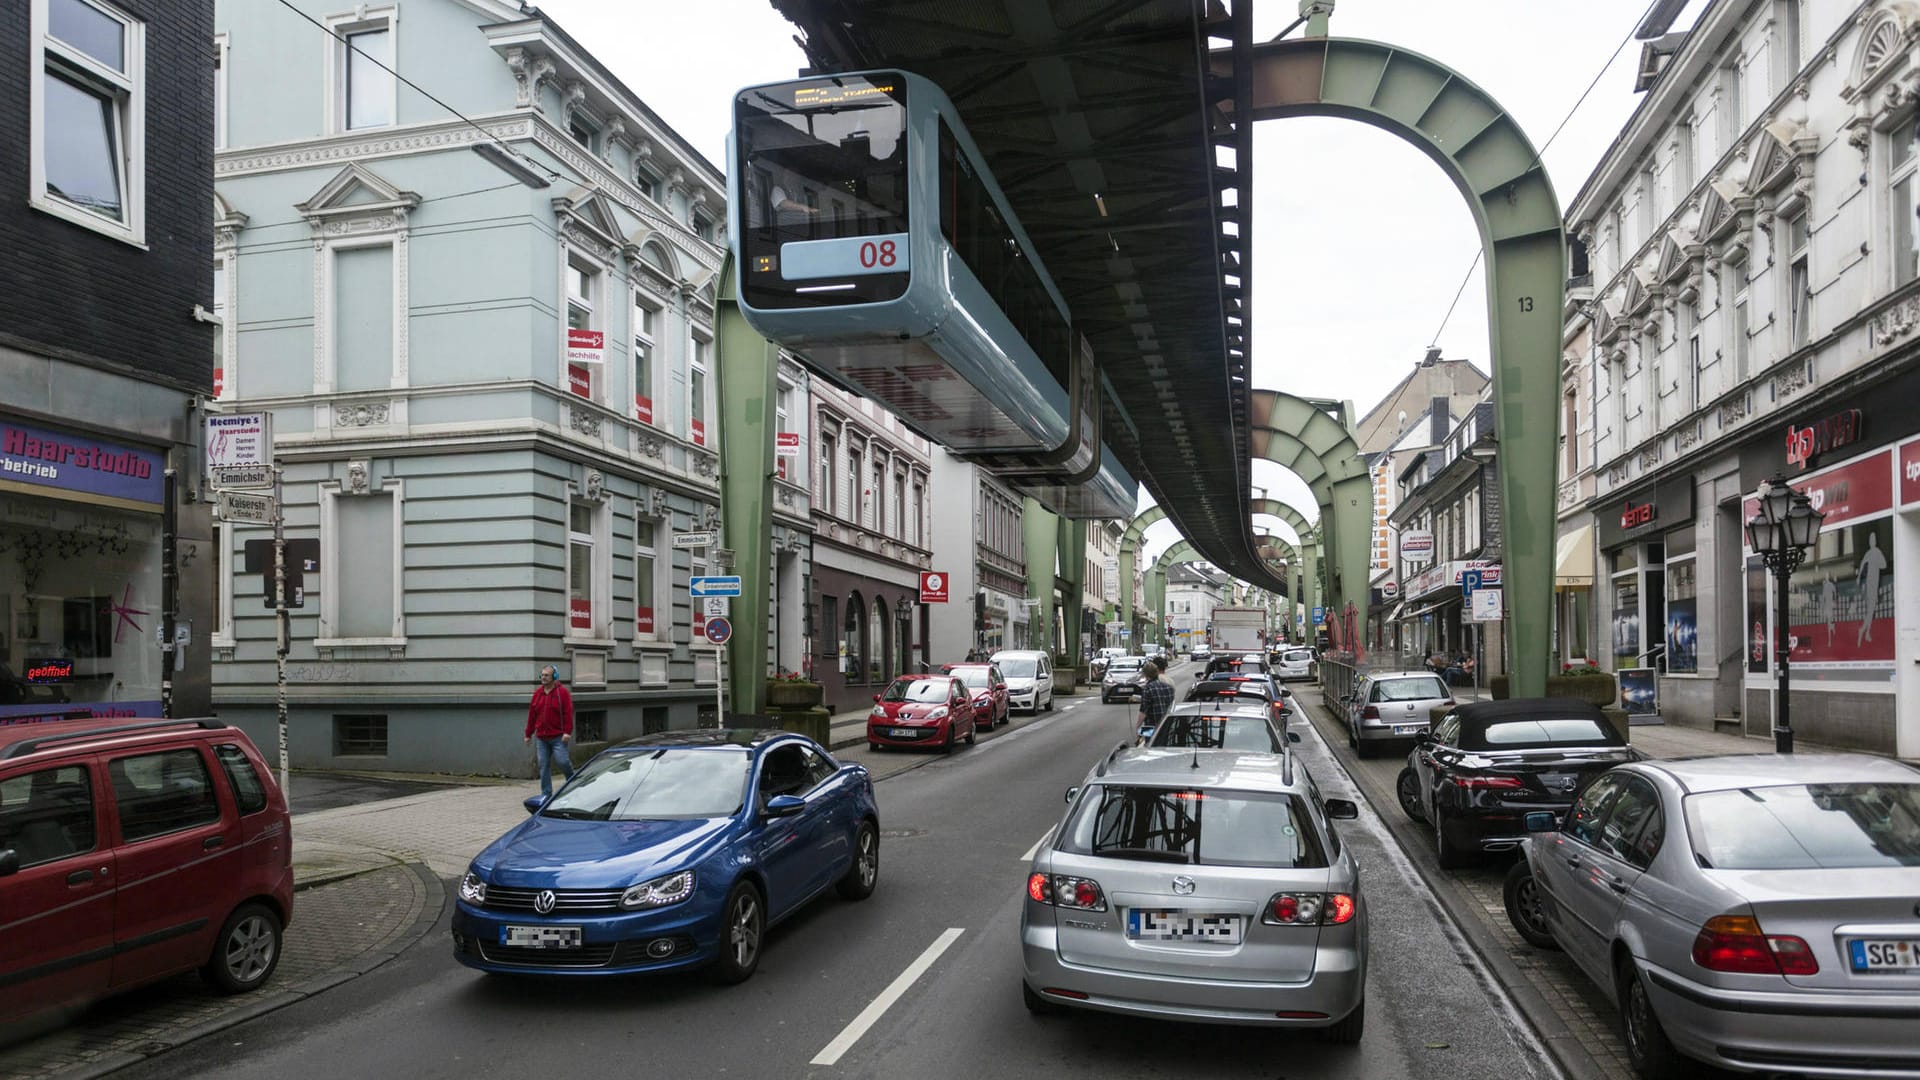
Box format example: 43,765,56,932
529,123,721,274
568,407,602,438
503,47,559,110
1872,291,1920,345
334,402,390,428
1771,363,1812,400
217,117,532,177
1718,394,1750,427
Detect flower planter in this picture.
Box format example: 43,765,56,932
767,682,825,708
1052,667,1081,695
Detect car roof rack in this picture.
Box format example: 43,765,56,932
1,718,230,760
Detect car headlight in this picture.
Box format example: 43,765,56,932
620,870,695,909
459,871,487,904
928,707,949,720
871,707,887,718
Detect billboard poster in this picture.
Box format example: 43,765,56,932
1746,555,1769,674
1618,668,1658,719
1785,517,1895,670
1665,597,1697,673
1612,580,1640,665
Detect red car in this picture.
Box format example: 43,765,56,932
867,675,978,753
943,663,1009,731
0,717,294,1026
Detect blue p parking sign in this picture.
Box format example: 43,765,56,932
1462,569,1483,599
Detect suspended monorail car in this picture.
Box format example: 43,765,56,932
730,69,1135,518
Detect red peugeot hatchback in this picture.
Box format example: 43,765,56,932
0,717,294,1025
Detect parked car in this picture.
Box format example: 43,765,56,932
867,674,979,752
945,663,1010,731
1273,647,1315,682
453,729,877,983
1339,671,1454,758
1022,747,1366,1039
991,650,1054,714
1502,753,1920,1080
1144,702,1292,754
1397,699,1641,868
0,717,294,1026
1100,656,1146,705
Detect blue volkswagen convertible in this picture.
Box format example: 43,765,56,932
452,729,878,982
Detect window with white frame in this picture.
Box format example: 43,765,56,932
911,479,925,546
633,294,659,425
31,0,145,244
688,333,711,446
634,517,663,641
775,382,792,481
819,427,837,509
1787,213,1810,347
1561,390,1578,476
212,521,235,647
1893,119,1920,289
846,442,862,521
892,472,905,540
332,242,394,393
213,33,228,151
567,499,608,639
565,258,600,401
871,459,885,532
1674,119,1694,195
567,107,600,154
1688,330,1702,412
1610,353,1628,448
330,9,394,132
1651,357,1665,430
1719,60,1743,150
693,210,717,244
212,255,230,398
1732,291,1750,381
1782,0,1803,77
635,166,662,204
318,481,405,646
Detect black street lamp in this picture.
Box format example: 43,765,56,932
1744,474,1825,753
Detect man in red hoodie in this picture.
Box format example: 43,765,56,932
524,664,575,797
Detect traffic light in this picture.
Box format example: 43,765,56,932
974,591,988,631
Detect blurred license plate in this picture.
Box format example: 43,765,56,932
1393,724,1422,735
1127,909,1242,944
890,728,914,737
1850,939,1920,971
503,925,581,949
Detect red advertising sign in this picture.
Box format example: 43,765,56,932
213,366,225,398
567,364,591,398
635,394,653,426
920,571,949,604
1785,408,1863,470
691,418,707,447
565,328,605,365
569,596,592,631
635,606,654,636
775,431,801,456
1901,436,1920,510
1742,449,1892,532
1619,499,1656,530
693,607,706,637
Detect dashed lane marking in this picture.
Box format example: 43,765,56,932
1018,826,1056,862
810,927,966,1067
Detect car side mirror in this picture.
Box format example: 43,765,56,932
873,694,882,703
1064,785,1080,805
765,794,807,818
523,794,548,816
0,849,18,877
1324,798,1359,820
1524,811,1559,833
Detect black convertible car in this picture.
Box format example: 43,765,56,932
1396,698,1642,868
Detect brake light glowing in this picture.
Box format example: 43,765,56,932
1263,892,1354,925
1028,873,1108,911
1325,893,1356,924
1027,873,1049,903
1690,914,1819,976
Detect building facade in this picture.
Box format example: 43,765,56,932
2,0,215,727
808,380,933,713
207,0,810,772
1390,399,1505,679
1563,0,1919,755
1166,563,1231,652
926,451,1027,662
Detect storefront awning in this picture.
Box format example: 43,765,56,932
1374,601,1404,623
1403,596,1460,620
1555,524,1595,590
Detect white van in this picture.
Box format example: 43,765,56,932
990,650,1054,714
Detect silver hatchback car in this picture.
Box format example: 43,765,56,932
1506,753,1920,1079
1021,748,1367,1039
1341,671,1453,757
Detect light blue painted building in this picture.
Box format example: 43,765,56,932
208,0,812,773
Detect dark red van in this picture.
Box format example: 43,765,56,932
0,718,293,1023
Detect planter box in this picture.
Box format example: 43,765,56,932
767,682,825,708
1053,667,1080,695
767,706,831,744
1488,673,1617,706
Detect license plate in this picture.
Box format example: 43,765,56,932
890,728,914,737
1850,939,1920,972
1393,724,1421,735
502,925,581,949
1126,909,1243,944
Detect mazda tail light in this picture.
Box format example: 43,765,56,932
1027,873,1108,912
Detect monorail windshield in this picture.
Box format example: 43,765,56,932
736,74,910,309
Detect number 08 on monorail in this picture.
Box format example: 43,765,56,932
731,70,1136,518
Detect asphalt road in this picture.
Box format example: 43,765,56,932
111,663,1559,1080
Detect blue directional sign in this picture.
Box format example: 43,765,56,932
704,616,732,645
690,576,741,598
1311,606,1324,624
1461,569,1484,599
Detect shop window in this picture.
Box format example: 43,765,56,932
843,592,863,682
1666,556,1697,673
869,597,887,684
333,714,387,756
821,594,839,676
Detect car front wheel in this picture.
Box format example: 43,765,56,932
203,902,282,994
1503,859,1559,949
710,883,764,984
837,820,879,900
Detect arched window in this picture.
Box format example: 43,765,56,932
844,591,863,684
870,597,887,684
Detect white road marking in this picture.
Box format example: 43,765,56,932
1018,826,1056,862
810,927,966,1066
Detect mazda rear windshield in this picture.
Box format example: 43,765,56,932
1685,783,1920,869
542,749,746,820
1061,786,1326,868
1148,716,1281,753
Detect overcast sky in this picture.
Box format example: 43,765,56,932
536,0,1699,568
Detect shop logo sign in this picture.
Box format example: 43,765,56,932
1786,408,1863,470
1620,500,1656,530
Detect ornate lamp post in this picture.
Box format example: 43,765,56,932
1744,475,1825,753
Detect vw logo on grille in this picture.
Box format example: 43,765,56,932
1171,875,1197,895
533,889,557,914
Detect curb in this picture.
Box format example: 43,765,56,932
52,862,445,1080
1301,693,1610,1080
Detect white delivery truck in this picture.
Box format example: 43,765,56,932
1211,607,1268,654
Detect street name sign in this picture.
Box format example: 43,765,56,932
691,575,742,598
211,464,273,489
674,531,718,548
218,490,278,524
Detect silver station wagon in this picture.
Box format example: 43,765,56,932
1021,748,1367,1039
1507,753,1920,1079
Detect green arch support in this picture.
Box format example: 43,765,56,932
1242,37,1564,696
1246,390,1372,656
1121,496,1317,629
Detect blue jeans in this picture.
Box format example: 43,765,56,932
534,736,574,797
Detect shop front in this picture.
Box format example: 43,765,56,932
1596,476,1694,720
1397,560,1501,677
1,417,169,726
811,557,923,715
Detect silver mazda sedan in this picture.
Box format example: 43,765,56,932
1506,753,1920,1080
1021,748,1367,1040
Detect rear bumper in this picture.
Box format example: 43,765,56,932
1020,918,1364,1027
1639,961,1920,1078
1436,812,1532,853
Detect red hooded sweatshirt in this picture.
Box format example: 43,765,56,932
525,682,574,739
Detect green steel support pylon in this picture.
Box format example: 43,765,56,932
715,256,775,716
1058,516,1087,667
1022,497,1058,653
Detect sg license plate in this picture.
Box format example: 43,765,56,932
890,728,915,737
1850,939,1920,972
502,925,582,949
1127,909,1243,944
1392,724,1422,735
